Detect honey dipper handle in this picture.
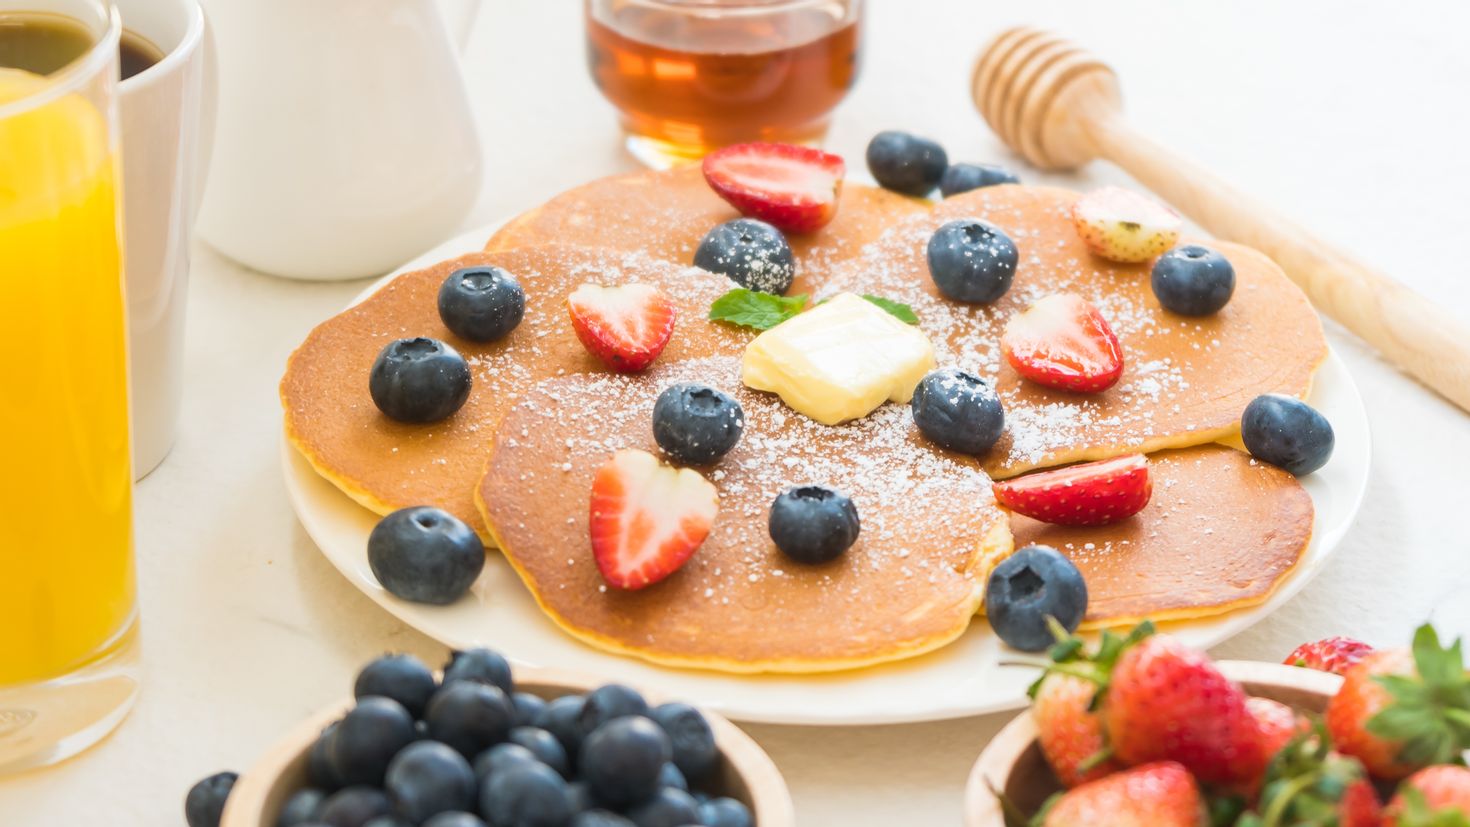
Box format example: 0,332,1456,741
1085,114,1470,413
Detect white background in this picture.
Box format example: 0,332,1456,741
4,0,1470,823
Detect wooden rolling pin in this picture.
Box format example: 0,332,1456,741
971,27,1470,414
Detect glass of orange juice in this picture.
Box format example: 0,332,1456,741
0,0,139,773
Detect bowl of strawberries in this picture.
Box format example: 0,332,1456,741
965,623,1470,826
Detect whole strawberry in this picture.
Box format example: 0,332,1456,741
1039,761,1206,826
1101,634,1268,788
1032,671,1123,788
1286,636,1375,676
1248,696,1309,770
1237,723,1381,827
1383,764,1470,825
1325,625,1470,780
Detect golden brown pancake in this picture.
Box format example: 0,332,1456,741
484,165,928,296
281,245,751,537
819,185,1328,479
475,356,1015,673
1008,444,1313,626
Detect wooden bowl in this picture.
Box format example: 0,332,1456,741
221,666,796,827
963,660,1343,827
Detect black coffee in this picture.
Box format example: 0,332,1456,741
0,13,164,81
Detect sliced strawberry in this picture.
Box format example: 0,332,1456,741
1285,636,1375,676
993,454,1151,526
1071,186,1182,263
702,142,845,234
1001,293,1124,393
589,449,719,590
567,283,676,372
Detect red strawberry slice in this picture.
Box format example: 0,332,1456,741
589,449,719,590
567,283,677,372
1001,293,1124,392
701,142,845,234
993,454,1151,526
1285,636,1374,676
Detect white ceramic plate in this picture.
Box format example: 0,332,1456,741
282,222,1371,725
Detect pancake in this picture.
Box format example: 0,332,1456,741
281,245,751,537
483,165,928,296
819,184,1328,478
1008,444,1314,625
475,356,1015,673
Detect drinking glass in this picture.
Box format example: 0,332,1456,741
585,0,864,167
0,0,140,773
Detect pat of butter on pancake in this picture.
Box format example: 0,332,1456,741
742,293,936,425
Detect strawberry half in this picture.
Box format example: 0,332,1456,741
1071,186,1182,263
1285,636,1375,676
993,454,1151,526
567,283,677,372
701,142,845,234
1001,293,1124,393
589,449,719,590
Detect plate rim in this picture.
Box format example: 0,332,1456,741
281,219,1372,725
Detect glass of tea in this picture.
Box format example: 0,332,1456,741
586,0,863,167
0,0,140,773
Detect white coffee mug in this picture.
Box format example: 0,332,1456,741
117,0,216,478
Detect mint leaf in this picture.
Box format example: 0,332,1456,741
862,294,919,324
708,288,807,331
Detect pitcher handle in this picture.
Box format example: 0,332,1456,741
441,0,483,53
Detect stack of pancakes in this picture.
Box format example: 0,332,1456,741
282,165,1324,673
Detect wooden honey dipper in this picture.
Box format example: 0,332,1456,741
971,26,1470,413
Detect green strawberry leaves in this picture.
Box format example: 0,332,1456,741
1399,786,1470,827
708,288,808,330
1367,624,1470,768
1248,722,1369,827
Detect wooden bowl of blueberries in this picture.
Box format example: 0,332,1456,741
213,648,794,827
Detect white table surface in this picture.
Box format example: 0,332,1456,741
5,0,1470,823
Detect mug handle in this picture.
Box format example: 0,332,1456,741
441,0,483,53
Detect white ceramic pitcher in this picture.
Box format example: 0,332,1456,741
196,0,483,281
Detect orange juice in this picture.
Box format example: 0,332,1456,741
0,69,134,687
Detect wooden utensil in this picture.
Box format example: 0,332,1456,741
971,27,1470,414
221,666,795,827
962,660,1343,827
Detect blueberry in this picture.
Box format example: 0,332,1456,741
328,697,417,787
656,763,687,792
577,684,649,738
567,781,595,813
768,486,860,565
369,337,472,424
648,704,717,782
279,788,329,827
421,815,486,827
624,787,700,827
985,545,1088,652
652,384,745,465
184,771,237,827
698,798,753,827
385,741,477,822
534,695,587,760
473,743,539,785
308,723,345,791
579,716,671,808
939,162,1020,198
425,681,516,759
1241,394,1334,476
925,219,1017,303
438,266,525,343
363,816,414,827
512,692,547,728
571,811,634,827
693,218,795,295
355,653,438,718
480,762,576,827
443,649,515,695
866,131,948,196
367,507,485,606
1151,245,1235,316
508,726,570,777
910,368,1005,455
319,787,393,827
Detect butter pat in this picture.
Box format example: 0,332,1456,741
742,293,936,425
